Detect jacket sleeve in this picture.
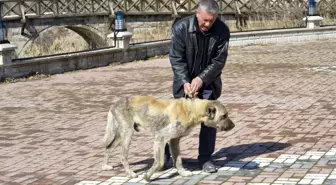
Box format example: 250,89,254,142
169,26,190,85
198,35,230,86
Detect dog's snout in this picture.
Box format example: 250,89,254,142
222,118,235,131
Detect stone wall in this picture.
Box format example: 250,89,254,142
124,14,174,44
127,21,173,43
0,41,170,80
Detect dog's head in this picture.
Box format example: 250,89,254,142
204,101,235,132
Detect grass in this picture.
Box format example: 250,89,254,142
23,37,88,57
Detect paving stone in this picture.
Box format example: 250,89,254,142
300,163,315,169
214,175,230,181
98,182,114,185
311,179,325,185
128,178,143,183
1,39,336,185
171,179,188,185
324,180,336,185
122,183,145,185
217,171,238,176
76,181,101,185
234,170,262,177
203,174,218,180
183,175,206,185
329,175,336,179
263,168,275,172
304,174,328,179
198,180,222,184
148,179,174,185
273,178,300,184
289,163,302,169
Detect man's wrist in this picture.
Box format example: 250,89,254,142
196,76,204,87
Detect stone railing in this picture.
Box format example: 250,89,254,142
1,24,336,81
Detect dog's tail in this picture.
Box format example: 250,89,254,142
104,108,117,149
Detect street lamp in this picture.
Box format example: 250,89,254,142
115,11,127,32
0,2,9,44
309,0,317,16
110,11,132,49
303,0,323,28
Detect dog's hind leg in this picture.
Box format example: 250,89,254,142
103,140,119,170
170,138,193,177
144,136,166,181
120,129,137,178
102,110,119,170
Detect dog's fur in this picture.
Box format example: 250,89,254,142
102,96,235,181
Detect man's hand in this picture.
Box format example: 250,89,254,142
184,83,193,97
191,77,203,95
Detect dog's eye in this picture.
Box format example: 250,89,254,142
221,114,228,119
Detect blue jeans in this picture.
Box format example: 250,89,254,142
165,86,217,164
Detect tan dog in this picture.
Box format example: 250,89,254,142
102,96,235,181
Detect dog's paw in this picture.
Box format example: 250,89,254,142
127,171,138,178
102,164,113,170
143,174,151,182
179,170,193,177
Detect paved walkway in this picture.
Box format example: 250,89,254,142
1,39,336,185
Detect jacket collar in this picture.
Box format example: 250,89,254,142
188,14,197,33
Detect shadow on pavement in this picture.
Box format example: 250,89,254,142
129,141,291,180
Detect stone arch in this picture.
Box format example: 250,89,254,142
65,25,109,49
18,25,109,57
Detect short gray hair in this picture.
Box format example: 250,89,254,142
196,0,219,14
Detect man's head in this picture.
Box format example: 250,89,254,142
196,0,219,32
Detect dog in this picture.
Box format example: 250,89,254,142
102,95,235,181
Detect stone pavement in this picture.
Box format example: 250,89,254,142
0,39,336,185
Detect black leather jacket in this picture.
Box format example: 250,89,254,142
169,14,230,99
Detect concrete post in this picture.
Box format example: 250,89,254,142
303,16,324,29
0,43,17,66
107,32,133,49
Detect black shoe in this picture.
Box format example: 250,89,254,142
200,161,217,173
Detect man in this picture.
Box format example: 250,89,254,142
166,0,230,173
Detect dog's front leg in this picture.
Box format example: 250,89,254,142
170,138,193,177
144,137,165,181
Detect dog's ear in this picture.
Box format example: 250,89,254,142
206,105,216,119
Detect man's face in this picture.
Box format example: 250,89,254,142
196,8,217,32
